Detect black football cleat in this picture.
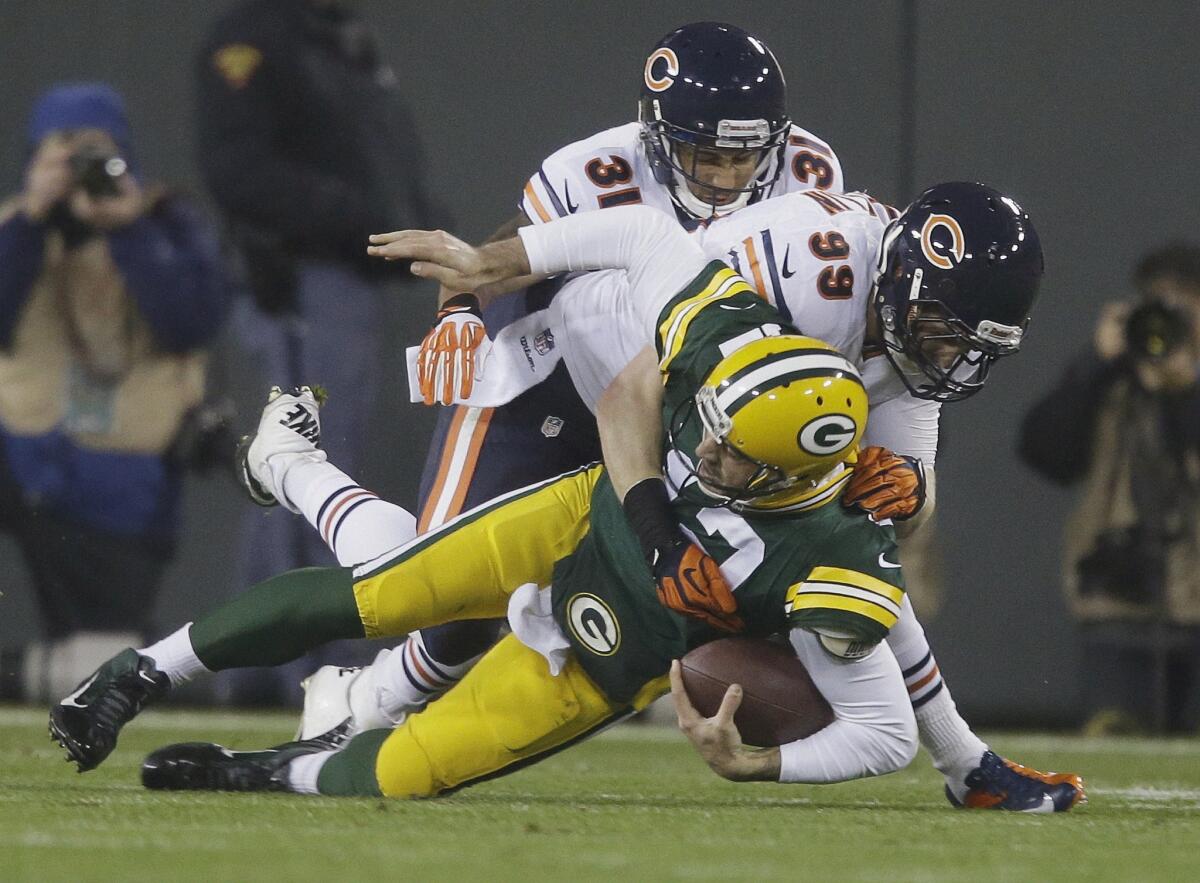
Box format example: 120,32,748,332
49,648,171,772
142,720,352,793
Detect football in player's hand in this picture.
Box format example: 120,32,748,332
680,637,834,747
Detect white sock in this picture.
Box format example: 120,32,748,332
915,688,988,796
280,459,418,566
286,749,336,795
885,596,987,787
138,624,210,687
375,632,482,720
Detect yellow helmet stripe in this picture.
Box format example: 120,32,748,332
659,267,755,370
717,355,863,416
785,591,900,630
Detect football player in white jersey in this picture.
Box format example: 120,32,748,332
519,23,841,233
362,181,1085,812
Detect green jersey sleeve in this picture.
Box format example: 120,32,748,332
783,519,907,646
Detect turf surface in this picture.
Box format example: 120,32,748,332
2,706,1197,882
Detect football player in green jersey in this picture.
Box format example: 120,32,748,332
52,254,921,797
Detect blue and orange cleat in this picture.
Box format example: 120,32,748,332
947,751,1086,813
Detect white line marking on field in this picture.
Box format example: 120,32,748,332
1092,786,1200,802
986,735,1200,757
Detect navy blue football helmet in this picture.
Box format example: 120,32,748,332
639,22,791,219
872,182,1044,402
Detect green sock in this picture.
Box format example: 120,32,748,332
190,566,365,670
316,729,390,797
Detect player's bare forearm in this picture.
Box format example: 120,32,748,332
368,229,531,297
482,210,531,244
598,347,665,501
434,211,547,307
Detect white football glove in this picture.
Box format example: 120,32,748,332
237,385,327,512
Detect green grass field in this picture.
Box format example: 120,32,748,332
2,706,1197,882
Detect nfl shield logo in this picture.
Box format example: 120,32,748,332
534,329,556,355
541,416,564,438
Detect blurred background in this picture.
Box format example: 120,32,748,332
1,0,1198,728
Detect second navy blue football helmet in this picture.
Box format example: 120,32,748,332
639,22,791,219
872,182,1045,402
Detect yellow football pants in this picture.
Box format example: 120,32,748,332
352,464,602,639
374,633,666,797
348,463,668,797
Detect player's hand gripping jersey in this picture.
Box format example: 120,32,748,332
520,122,845,229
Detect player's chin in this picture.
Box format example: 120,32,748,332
695,468,730,500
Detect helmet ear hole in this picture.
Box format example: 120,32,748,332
816,396,823,406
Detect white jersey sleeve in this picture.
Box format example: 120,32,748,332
777,627,917,783
518,204,707,336
858,355,942,467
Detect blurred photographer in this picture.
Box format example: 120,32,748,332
0,84,230,700
1019,243,1200,732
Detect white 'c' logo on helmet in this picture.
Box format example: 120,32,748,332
567,594,621,656
798,414,857,456
920,214,966,270
644,48,680,92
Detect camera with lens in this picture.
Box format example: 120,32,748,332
68,144,128,198
1124,299,1189,360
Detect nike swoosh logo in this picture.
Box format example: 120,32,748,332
564,181,579,213
781,245,795,278
60,673,99,708
878,552,902,569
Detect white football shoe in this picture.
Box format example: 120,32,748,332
237,385,327,513
296,650,401,740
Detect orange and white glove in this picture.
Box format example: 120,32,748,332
417,293,487,405
842,445,926,521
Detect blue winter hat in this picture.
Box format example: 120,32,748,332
27,83,133,151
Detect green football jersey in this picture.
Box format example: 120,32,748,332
551,262,905,704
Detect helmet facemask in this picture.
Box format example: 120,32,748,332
640,100,788,220
879,299,1022,402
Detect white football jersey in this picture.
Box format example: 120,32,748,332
520,122,844,226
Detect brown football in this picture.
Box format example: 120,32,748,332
680,636,835,747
